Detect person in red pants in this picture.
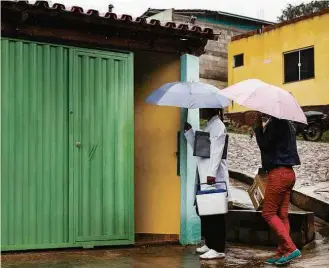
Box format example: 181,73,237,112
252,112,302,265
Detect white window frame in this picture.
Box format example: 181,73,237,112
283,46,314,83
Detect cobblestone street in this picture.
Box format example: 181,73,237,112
228,133,329,203
228,134,329,190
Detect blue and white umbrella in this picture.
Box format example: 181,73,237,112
145,82,230,109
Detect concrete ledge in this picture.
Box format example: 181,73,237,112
229,169,254,185
229,169,329,222
291,190,329,223
227,210,315,248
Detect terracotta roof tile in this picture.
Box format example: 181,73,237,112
86,9,100,17
104,12,118,20
165,22,176,28
71,6,84,14
135,17,147,24
177,24,189,31
52,3,65,11
149,19,162,26
6,1,214,38
34,0,49,8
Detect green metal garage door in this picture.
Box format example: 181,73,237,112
1,39,134,251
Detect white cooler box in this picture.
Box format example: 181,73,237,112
196,182,228,216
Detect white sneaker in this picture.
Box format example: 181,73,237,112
196,245,210,254
200,249,226,260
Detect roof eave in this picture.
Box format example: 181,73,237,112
1,2,215,56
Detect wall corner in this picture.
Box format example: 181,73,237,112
179,54,201,245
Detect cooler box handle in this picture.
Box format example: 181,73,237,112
198,182,228,197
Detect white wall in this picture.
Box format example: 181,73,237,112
146,9,173,23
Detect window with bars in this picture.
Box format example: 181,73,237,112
284,47,314,83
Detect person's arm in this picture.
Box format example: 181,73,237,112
221,160,232,202
183,122,195,148
255,118,275,151
184,128,195,149
207,123,226,181
255,118,286,151
254,124,268,151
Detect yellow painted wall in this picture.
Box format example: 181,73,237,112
228,13,329,113
134,51,181,234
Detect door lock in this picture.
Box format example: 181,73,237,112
76,142,81,148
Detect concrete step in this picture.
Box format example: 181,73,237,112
291,190,329,223
227,210,315,248
229,169,329,222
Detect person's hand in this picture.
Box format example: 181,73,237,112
184,122,192,132
207,176,216,185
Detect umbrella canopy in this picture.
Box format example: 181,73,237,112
145,82,230,109
220,79,307,124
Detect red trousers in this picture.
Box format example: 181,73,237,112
262,167,297,255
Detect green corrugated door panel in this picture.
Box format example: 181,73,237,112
1,38,134,251
1,39,70,250
71,50,134,244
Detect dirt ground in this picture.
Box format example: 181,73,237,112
2,219,328,268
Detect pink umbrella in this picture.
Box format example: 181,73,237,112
220,79,307,124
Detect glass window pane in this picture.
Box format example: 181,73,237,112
284,51,299,83
234,54,244,68
300,48,314,80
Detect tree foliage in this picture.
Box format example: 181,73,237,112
278,0,329,22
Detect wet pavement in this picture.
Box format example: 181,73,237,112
2,180,329,267
2,234,329,268
2,219,329,268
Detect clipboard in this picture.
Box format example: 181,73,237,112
193,131,211,158
193,131,229,159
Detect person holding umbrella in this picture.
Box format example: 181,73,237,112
248,112,302,265
145,81,231,260
220,79,306,265
184,108,231,260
